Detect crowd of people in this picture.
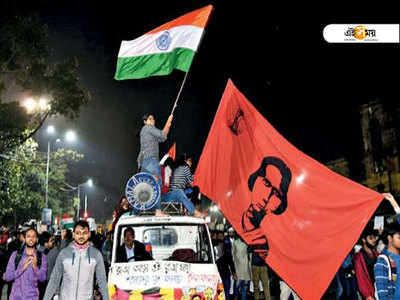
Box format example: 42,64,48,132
2,197,400,300
210,226,295,300
2,112,400,300
0,221,113,300
207,193,400,300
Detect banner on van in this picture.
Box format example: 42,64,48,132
108,261,223,300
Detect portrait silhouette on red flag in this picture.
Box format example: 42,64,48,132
195,79,384,300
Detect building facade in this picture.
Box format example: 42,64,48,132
326,100,400,196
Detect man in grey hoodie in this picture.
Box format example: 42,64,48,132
43,220,108,300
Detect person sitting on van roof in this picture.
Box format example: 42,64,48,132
161,154,206,218
116,227,152,262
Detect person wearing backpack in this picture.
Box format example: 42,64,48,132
374,222,400,300
4,227,47,300
43,220,108,300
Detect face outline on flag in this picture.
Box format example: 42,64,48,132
250,167,283,215
247,157,291,219
241,156,292,254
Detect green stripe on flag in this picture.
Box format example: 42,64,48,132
115,47,196,80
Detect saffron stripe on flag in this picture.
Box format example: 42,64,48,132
146,5,213,34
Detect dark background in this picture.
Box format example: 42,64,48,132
5,1,400,222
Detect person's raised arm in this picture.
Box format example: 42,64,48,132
383,193,400,214
162,114,173,136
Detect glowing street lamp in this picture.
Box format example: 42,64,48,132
38,98,49,111
87,179,93,187
22,97,51,114
65,131,77,143
23,98,37,114
47,125,55,135
79,179,94,220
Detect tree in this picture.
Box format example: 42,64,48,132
0,138,83,226
0,14,90,153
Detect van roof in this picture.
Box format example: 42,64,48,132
116,215,207,226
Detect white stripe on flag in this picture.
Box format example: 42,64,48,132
118,25,203,58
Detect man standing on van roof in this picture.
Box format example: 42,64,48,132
138,113,173,217
43,220,108,300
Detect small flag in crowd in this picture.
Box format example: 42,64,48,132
167,142,176,161
160,142,176,164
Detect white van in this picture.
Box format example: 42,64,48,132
108,215,225,300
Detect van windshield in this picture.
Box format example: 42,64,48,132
115,223,213,264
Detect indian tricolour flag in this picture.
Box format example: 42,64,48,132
61,214,74,229
115,5,213,80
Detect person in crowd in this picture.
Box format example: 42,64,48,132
101,231,113,276
7,230,24,253
217,230,225,242
170,154,193,193
232,235,251,300
0,244,8,299
137,113,173,217
0,229,10,247
374,222,400,300
90,230,103,250
37,232,55,255
216,237,237,300
280,280,300,300
335,250,358,300
2,230,24,299
112,196,133,230
60,228,73,249
4,228,47,300
162,154,206,217
116,227,152,262
37,231,56,299
43,220,108,300
45,239,61,286
210,230,217,246
250,246,271,300
225,227,236,298
354,226,378,300
227,227,235,245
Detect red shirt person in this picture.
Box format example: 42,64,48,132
353,227,379,300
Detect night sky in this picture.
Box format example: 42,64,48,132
19,1,399,221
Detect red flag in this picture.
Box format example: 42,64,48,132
194,79,384,300
168,142,176,161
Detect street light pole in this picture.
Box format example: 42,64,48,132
45,126,76,209
77,185,81,221
45,141,50,208
75,179,92,220
84,194,88,218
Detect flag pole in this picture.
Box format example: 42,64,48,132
170,26,210,116
170,70,190,115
